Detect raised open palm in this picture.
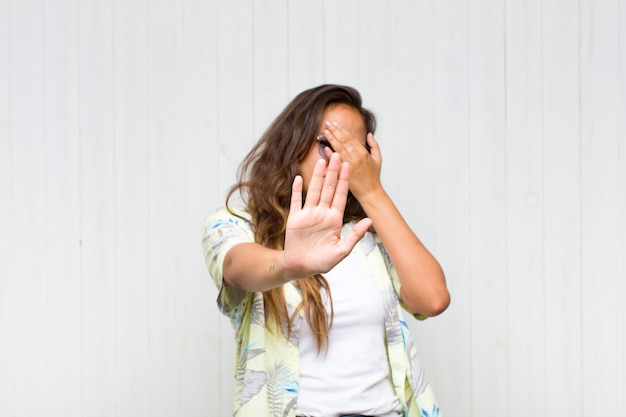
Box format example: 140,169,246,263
282,153,372,276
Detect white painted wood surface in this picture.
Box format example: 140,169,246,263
1,1,625,416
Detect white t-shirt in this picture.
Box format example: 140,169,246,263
296,249,402,417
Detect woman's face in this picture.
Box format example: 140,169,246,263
298,104,367,191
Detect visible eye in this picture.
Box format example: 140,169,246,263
317,134,334,156
316,134,372,155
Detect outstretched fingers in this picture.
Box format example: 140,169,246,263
302,158,328,208
318,153,342,207
304,153,344,208
289,175,304,214
329,160,351,213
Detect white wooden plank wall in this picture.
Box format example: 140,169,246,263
0,1,624,416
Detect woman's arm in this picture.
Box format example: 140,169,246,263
358,188,450,317
222,243,292,292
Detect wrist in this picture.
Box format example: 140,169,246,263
355,186,388,211
274,249,308,282
271,250,292,283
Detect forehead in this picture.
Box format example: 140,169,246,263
321,104,366,136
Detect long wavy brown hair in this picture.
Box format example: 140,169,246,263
226,84,376,351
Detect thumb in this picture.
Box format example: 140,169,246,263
367,133,381,161
339,218,373,254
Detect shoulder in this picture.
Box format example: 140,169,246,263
201,207,256,314
202,206,254,237
201,206,256,266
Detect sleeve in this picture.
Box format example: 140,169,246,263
201,207,255,317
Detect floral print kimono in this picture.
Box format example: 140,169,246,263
202,208,441,417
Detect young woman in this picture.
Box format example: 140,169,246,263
202,84,450,417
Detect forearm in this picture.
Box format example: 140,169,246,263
223,243,303,292
359,188,450,317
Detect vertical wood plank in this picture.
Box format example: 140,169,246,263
179,0,220,415
147,1,186,415
9,0,48,415
323,0,360,85
183,0,222,414
468,1,508,416
287,0,325,95
252,0,289,136
621,0,626,411
542,0,582,414
44,0,82,415
216,0,253,199
113,0,150,415
78,0,117,414
504,1,545,415
357,0,393,114
0,0,15,414
580,1,623,415
428,1,472,414
384,0,433,209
